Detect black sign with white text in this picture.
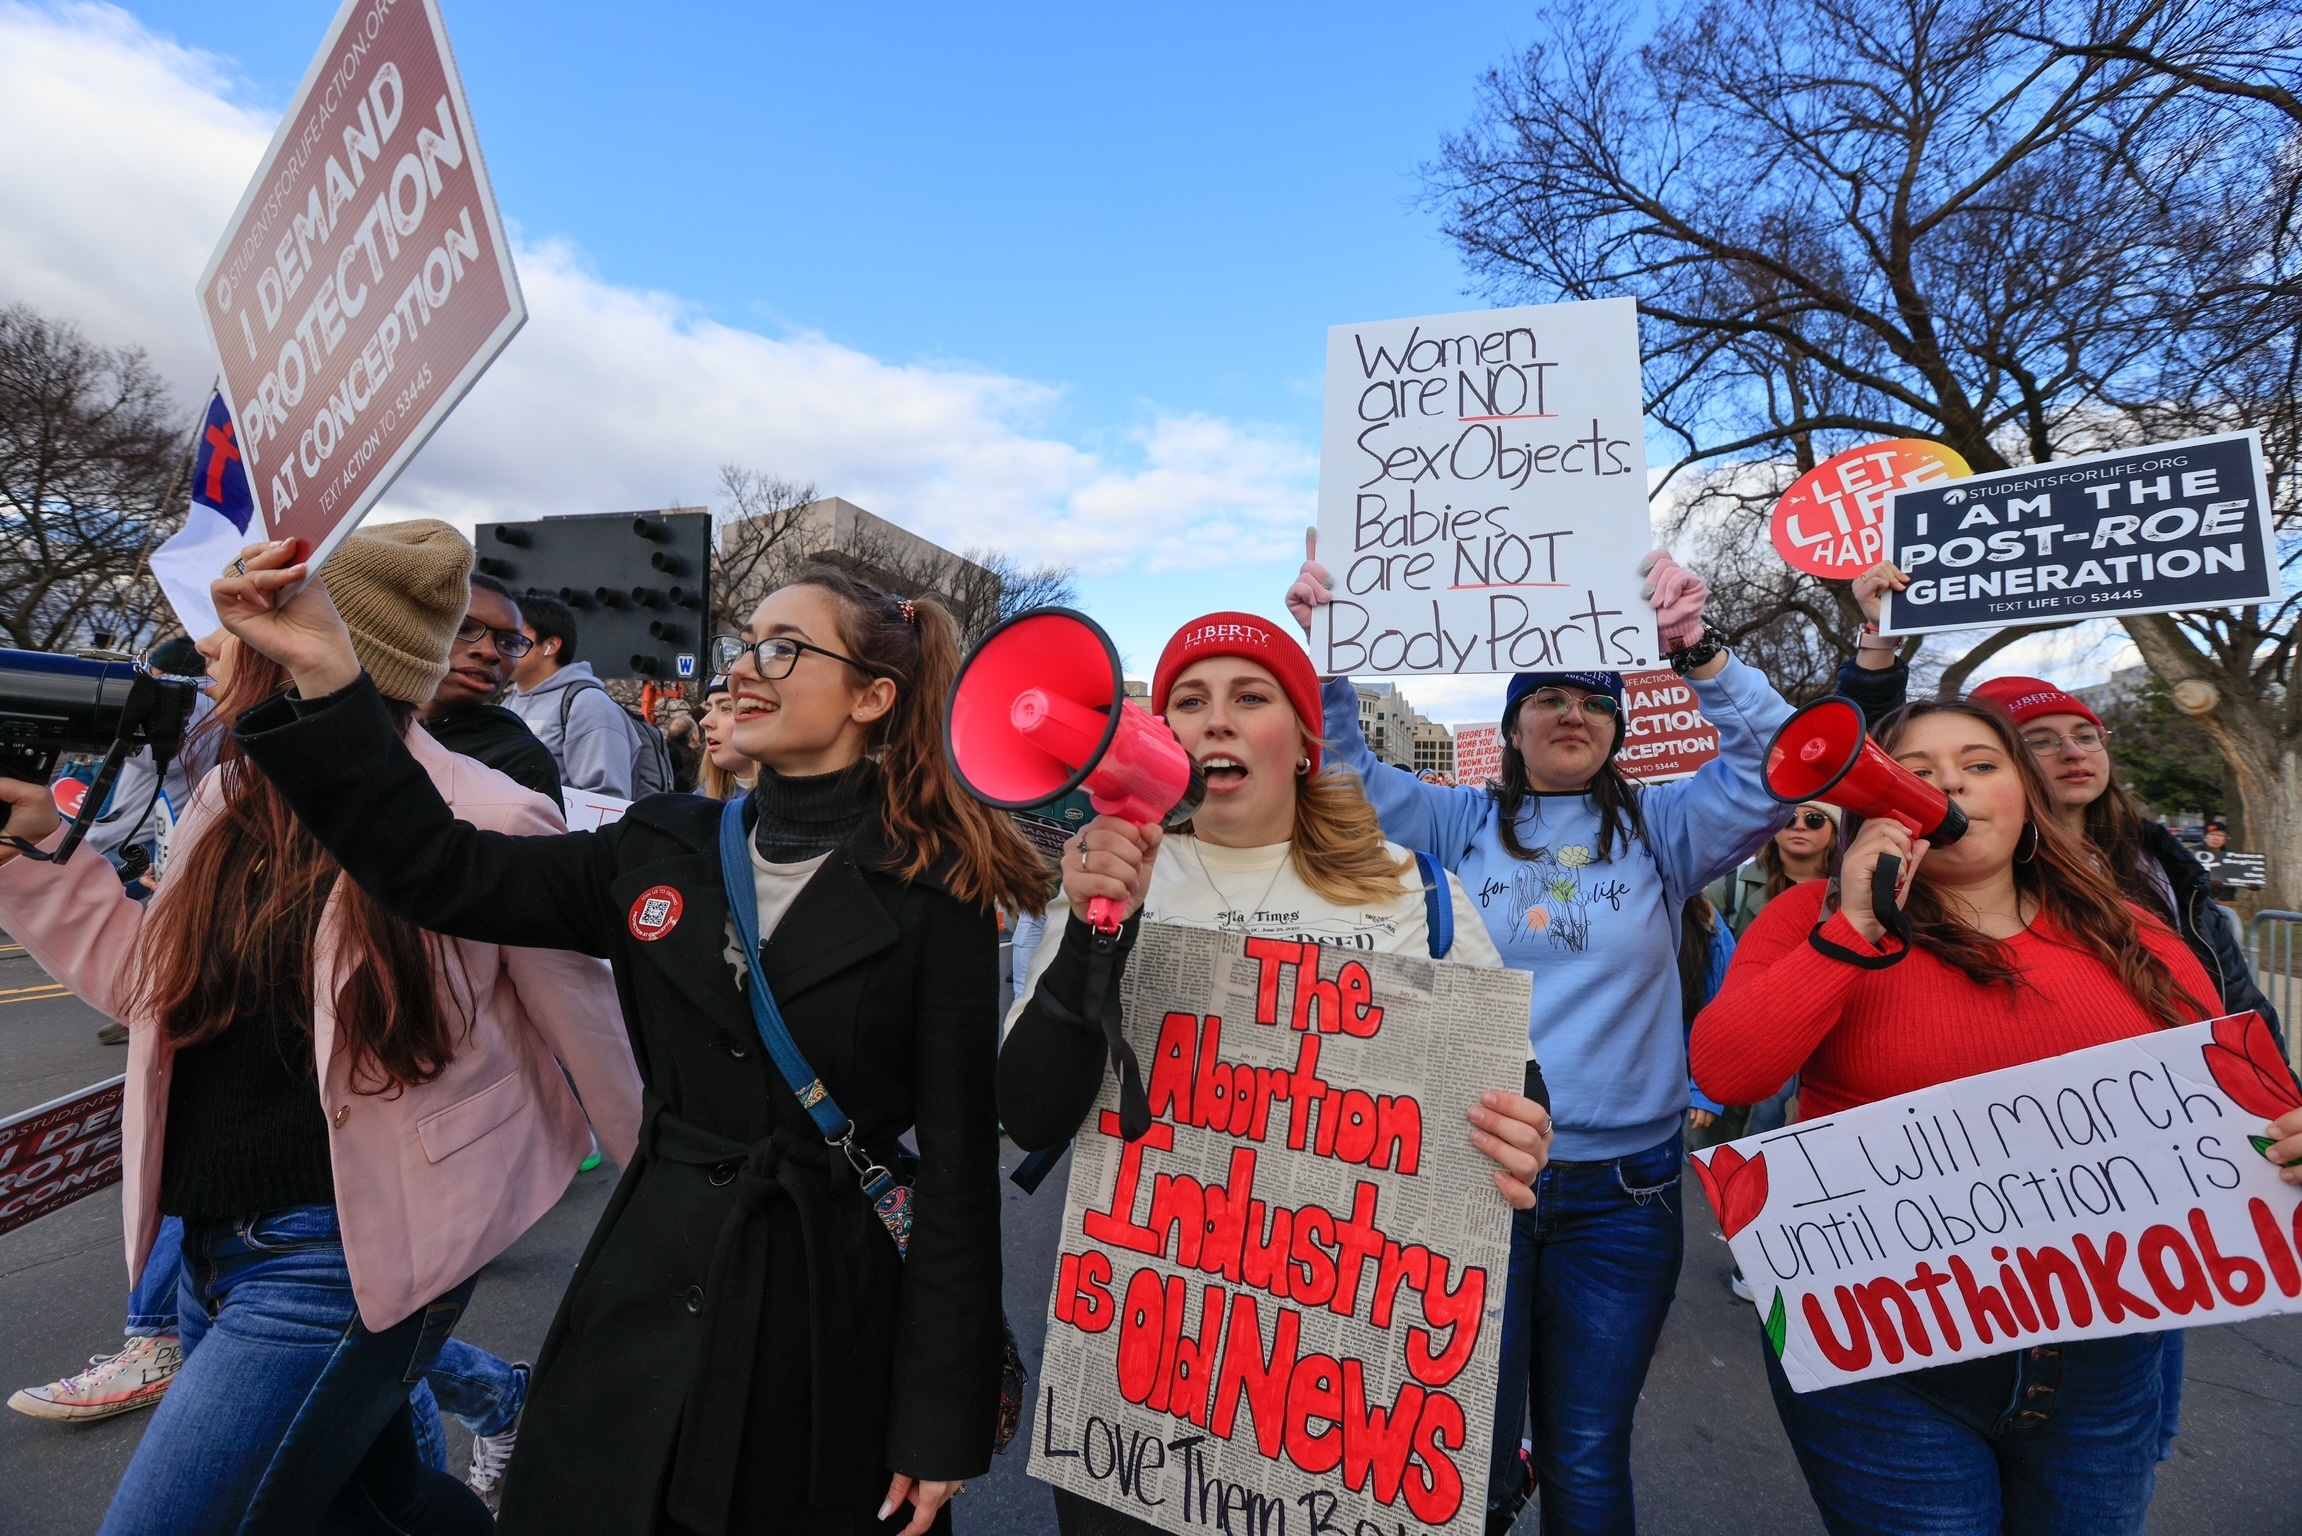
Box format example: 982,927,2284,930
1879,433,2277,635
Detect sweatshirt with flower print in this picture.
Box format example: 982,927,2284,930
1321,658,1792,1160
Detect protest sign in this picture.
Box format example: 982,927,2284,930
0,1077,126,1236
1034,924,1531,1535
1312,300,1655,679
197,0,524,574
1880,433,2277,636
1616,668,1718,783
1693,1012,2302,1393
1769,440,1970,579
560,789,631,832
2200,851,2267,890
1449,723,1501,788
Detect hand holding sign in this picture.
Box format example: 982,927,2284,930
1851,561,1911,624
212,539,365,699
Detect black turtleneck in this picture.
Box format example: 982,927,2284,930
748,758,879,864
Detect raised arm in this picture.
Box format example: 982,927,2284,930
1320,677,1489,864
1638,655,1796,905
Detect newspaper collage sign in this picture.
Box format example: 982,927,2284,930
1311,299,1656,679
1694,1013,2302,1393
1035,925,1532,1535
198,0,524,572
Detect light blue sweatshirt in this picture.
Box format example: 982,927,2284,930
1322,658,1794,1161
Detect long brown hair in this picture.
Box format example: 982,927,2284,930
130,642,470,1095
1490,747,1646,862
795,565,1050,913
2081,772,2174,923
1848,700,2204,1028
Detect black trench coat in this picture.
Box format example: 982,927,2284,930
237,678,1003,1536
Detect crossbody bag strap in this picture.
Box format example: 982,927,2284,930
717,797,913,1253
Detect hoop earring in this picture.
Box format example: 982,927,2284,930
2017,823,2040,864
1297,757,1311,775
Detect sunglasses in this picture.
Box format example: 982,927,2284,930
1793,810,1833,831
455,617,533,658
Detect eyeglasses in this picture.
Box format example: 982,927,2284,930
1521,689,1621,722
2021,727,2109,755
1793,810,1833,830
455,617,533,658
710,633,881,680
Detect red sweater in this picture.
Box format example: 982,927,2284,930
1690,880,2216,1116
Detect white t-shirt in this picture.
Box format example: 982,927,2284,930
722,845,833,986
1009,834,1510,1041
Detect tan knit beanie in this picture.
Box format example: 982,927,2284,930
320,519,473,703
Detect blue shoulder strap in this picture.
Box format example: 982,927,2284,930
1416,851,1452,959
718,798,911,1244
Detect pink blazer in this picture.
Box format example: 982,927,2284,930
0,726,642,1330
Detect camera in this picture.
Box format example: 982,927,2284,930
0,650,202,849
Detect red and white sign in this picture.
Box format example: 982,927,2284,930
1450,723,1502,787
1695,1012,2302,1393
1615,668,1718,783
51,778,89,820
0,1077,126,1237
1771,440,1970,578
561,789,632,833
196,0,524,574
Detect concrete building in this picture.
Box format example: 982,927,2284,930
1354,681,1451,770
1412,721,1456,777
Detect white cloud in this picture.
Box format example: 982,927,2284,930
0,1,1314,579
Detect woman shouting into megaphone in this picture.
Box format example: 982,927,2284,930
211,539,1048,1536
998,611,1555,1536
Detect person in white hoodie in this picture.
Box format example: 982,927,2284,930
502,593,641,798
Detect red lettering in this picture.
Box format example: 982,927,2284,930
1210,1295,1301,1456
1194,1016,1230,1128
1195,1149,1256,1283
2138,1224,2215,1315
1148,1174,1206,1268
1333,1090,1379,1164
1903,1263,1964,1351
1991,1248,2042,1333
1949,1255,2022,1346
1283,1353,1345,1473
1292,948,1344,1035
1145,1012,1200,1124
1803,1287,1873,1370
1401,1391,1466,1526
1166,1284,1227,1428
2071,1232,2160,1324
2189,1208,2267,1307
1241,1202,1293,1296
1290,1204,1338,1307
1371,1241,1429,1329
1373,1095,1422,1175
1245,936,1295,1025
1407,1254,1485,1387
1337,959,1383,1037
1338,1359,1423,1504
1852,1277,1931,1363
2014,1245,2093,1330
1116,1267,1166,1404
1075,1251,1114,1331
1284,1036,1329,1151
2250,1198,2302,1298
1080,1113,1172,1255
1330,1183,1386,1318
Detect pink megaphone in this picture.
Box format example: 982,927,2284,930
945,607,1204,932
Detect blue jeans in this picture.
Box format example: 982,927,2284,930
98,1204,490,1536
1763,1331,2164,1535
124,1216,183,1337
424,1338,526,1439
1488,1133,1685,1535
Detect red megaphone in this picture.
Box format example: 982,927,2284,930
1763,696,1968,843
946,607,1205,932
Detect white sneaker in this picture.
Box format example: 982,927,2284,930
7,1336,181,1422
1729,1269,1755,1303
466,1405,523,1512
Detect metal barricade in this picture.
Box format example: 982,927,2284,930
2247,911,2302,1071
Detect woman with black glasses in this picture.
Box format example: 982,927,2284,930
211,542,1047,1536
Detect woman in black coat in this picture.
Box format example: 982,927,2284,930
213,545,1049,1536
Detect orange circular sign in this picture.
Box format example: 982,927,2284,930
1769,439,1970,578
51,779,87,819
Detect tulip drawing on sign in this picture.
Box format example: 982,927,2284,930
1691,1145,1770,1239
2200,1011,2302,1157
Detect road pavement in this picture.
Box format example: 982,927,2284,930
5,942,2301,1533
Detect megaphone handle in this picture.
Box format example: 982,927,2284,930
1086,894,1127,934
1871,854,1916,950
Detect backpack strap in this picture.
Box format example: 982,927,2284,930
1416,851,1453,959
716,797,913,1253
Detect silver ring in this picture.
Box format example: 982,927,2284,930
1077,839,1089,870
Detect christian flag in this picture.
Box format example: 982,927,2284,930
151,390,256,639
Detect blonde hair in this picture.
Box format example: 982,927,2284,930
698,755,752,802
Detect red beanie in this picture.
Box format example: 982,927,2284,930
1151,612,1326,776
1969,675,2104,734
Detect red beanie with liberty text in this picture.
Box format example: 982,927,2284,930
1151,612,1326,777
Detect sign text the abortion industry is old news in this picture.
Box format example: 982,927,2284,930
1880,433,2277,635
1311,300,1658,678
1034,925,1530,1536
